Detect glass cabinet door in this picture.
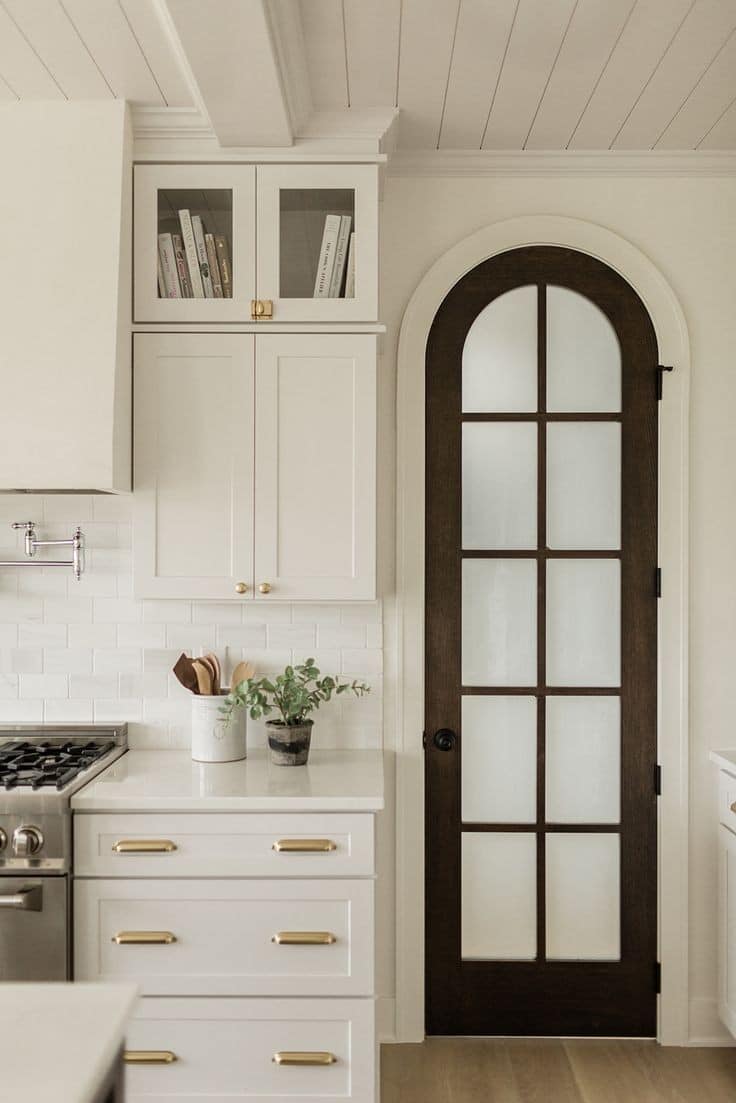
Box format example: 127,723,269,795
134,164,256,323
256,164,378,322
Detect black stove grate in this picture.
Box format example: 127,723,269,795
0,740,115,790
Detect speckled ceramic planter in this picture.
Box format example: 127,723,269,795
266,720,313,766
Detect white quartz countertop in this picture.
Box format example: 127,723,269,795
0,982,137,1103
710,749,736,774
71,748,385,812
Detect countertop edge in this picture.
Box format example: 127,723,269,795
71,797,385,812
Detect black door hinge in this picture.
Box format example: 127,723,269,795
654,962,662,994
656,567,662,598
656,365,674,400
654,764,662,796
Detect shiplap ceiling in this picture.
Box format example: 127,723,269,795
1,0,736,151
301,0,736,150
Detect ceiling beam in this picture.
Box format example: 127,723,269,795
160,0,295,147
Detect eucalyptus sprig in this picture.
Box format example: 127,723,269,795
220,658,370,727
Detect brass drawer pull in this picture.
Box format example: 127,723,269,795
112,931,177,945
272,839,337,853
124,1050,177,1065
273,1051,337,1066
272,931,337,945
112,839,177,854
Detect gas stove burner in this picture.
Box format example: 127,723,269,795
0,739,116,791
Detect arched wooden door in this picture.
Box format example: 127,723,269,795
425,246,659,1036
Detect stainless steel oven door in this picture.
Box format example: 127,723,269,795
0,875,68,980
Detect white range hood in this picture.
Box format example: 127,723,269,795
0,100,132,492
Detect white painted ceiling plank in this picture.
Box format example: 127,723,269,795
525,0,634,150
0,7,64,98
398,0,461,149
120,0,193,107
164,0,292,146
344,0,400,108
300,0,348,109
569,0,693,150
268,0,313,131
482,0,577,150
62,0,164,104
657,29,736,148
3,0,111,99
699,95,736,148
613,0,736,149
0,71,18,100
438,0,517,149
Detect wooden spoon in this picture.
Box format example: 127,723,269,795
172,653,199,694
191,658,213,696
205,652,221,695
199,654,217,694
230,660,255,690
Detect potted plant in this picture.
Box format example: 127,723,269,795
221,658,370,766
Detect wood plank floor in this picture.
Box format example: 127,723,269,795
381,1039,736,1102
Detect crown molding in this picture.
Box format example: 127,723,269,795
387,149,736,177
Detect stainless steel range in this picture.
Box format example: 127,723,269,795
0,724,127,981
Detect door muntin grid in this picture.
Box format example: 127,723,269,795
460,283,623,964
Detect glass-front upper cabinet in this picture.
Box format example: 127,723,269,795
256,164,378,322
134,164,256,323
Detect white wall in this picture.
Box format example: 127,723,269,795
379,171,736,1042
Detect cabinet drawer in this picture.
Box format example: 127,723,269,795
719,771,736,833
125,997,375,1103
74,813,375,877
75,878,373,997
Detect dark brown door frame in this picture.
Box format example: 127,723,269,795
425,246,659,1037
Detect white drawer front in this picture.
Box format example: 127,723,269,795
720,772,736,834
74,813,374,878
125,997,375,1103
75,878,374,997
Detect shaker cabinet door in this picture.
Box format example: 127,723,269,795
133,333,255,600
254,334,377,600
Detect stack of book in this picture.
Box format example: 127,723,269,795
313,214,355,298
157,209,232,299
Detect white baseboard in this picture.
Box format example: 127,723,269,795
377,997,396,1042
688,998,736,1046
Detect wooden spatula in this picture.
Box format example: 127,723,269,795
230,660,255,690
191,658,213,695
172,652,199,694
204,652,221,695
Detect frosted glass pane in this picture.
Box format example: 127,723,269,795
546,833,620,960
463,559,537,686
462,833,537,959
546,423,621,550
546,559,620,687
546,697,620,823
463,423,537,549
462,286,538,412
462,696,537,823
547,286,621,413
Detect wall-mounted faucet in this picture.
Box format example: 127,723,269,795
0,521,85,580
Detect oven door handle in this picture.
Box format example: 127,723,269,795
0,884,42,911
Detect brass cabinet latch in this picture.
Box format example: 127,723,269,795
250,299,273,320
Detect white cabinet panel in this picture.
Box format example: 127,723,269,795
254,335,376,600
719,824,736,1038
134,164,256,323
126,997,375,1103
75,878,374,997
133,334,255,600
256,164,378,322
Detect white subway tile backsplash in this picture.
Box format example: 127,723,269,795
341,601,382,624
69,623,117,648
242,603,291,624
144,648,184,673
291,603,342,624
193,602,243,624
1,597,44,622
0,625,18,647
42,495,94,522
1,648,42,674
143,599,190,623
318,624,367,648
43,597,93,623
20,674,68,699
18,622,67,647
69,674,118,699
117,623,166,648
93,699,142,722
166,625,217,650
119,672,169,699
94,648,142,675
44,648,93,674
93,598,143,623
92,496,133,522
341,649,383,675
266,625,317,650
0,674,19,698
44,699,94,723
216,624,267,649
75,573,118,598
0,700,43,722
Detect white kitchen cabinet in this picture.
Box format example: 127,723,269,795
719,824,736,1037
133,333,255,600
134,163,256,323
133,332,376,601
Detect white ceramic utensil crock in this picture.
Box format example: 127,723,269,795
191,693,246,762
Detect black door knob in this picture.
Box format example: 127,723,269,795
433,729,456,752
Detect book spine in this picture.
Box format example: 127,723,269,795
171,234,192,298
205,233,223,298
157,233,181,298
178,209,205,297
192,215,214,298
328,215,352,297
313,214,342,298
215,235,233,298
344,232,356,299
157,251,165,297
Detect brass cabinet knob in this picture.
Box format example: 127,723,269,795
235,582,248,594
259,582,272,594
